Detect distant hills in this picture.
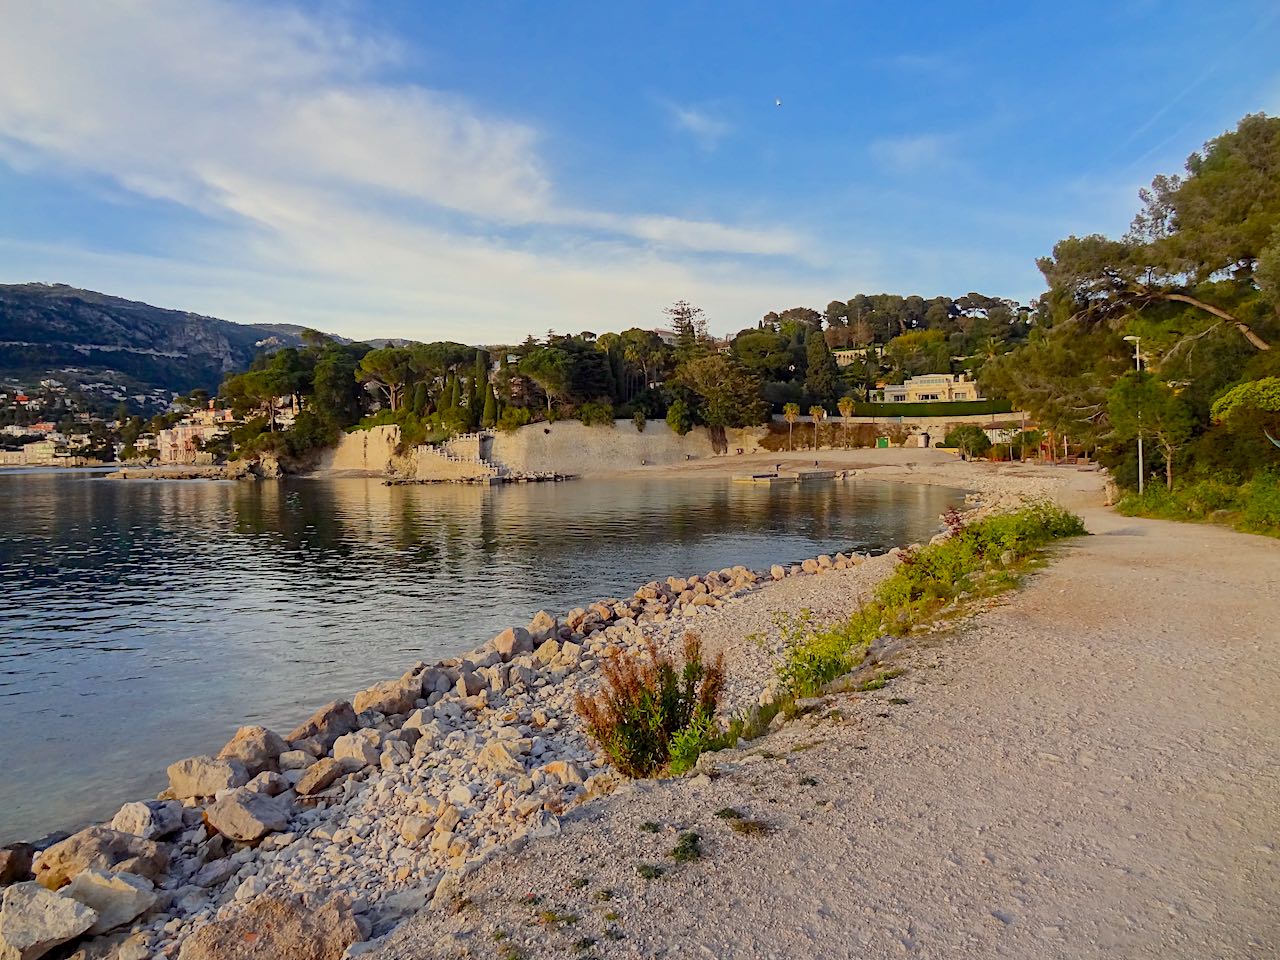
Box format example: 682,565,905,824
0,283,320,409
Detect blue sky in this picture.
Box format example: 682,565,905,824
1,0,1278,342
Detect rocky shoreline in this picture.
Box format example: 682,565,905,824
0,468,1071,960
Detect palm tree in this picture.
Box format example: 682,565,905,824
809,405,827,450
783,402,800,451
837,395,855,447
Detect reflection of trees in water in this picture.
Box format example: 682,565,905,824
4,473,959,613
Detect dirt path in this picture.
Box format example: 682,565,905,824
377,508,1279,960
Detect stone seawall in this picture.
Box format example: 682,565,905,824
489,420,765,476
315,425,403,476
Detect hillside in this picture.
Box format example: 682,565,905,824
0,283,310,409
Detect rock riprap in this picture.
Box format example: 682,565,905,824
4,539,927,958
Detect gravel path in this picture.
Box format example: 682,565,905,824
376,505,1280,959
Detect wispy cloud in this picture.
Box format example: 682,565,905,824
665,102,732,150
0,0,806,339
868,134,952,173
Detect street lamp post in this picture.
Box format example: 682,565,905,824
1123,336,1144,495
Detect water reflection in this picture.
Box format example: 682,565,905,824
0,471,961,842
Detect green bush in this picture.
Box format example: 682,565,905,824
943,424,992,457
497,406,533,433
577,400,615,427
575,633,725,778
1116,473,1280,538
778,502,1086,695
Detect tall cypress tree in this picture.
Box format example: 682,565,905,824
805,331,840,408
482,383,498,427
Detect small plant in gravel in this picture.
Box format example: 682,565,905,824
637,863,665,879
520,893,542,906
570,877,589,890
573,936,597,951
639,821,660,833
855,668,905,692
729,818,772,836
537,909,579,927
799,775,818,786
670,831,702,862
604,911,621,922
576,633,726,778
714,806,744,820
499,947,524,960
595,888,614,901
888,696,910,705
605,927,625,940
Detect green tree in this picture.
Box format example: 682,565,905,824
356,347,414,411
482,383,498,428
804,331,839,406
666,300,709,362
1108,372,1195,489
732,329,793,381
837,395,855,446
783,402,800,451
944,424,993,458
671,355,768,428
808,405,826,450
520,346,573,414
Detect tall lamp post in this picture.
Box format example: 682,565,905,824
1123,335,1144,495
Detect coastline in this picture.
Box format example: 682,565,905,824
1,458,1093,959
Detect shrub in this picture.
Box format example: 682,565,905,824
497,406,533,433
666,398,693,436
575,633,725,778
577,400,615,427
633,410,647,433
777,502,1086,695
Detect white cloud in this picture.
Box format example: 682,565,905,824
868,134,952,173
665,103,732,149
0,0,810,340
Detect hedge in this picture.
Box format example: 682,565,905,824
848,399,1012,418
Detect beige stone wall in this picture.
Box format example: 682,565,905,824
489,420,765,476
413,449,496,481
315,425,402,475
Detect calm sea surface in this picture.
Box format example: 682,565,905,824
0,469,962,843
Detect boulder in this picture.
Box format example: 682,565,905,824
801,558,820,574
245,771,288,796
417,669,451,696
352,678,419,717
527,610,558,643
167,757,249,800
333,730,381,769
532,639,560,666
0,846,34,887
63,870,156,936
176,893,359,960
285,701,357,753
539,760,584,785
191,860,236,889
454,671,485,698
399,817,431,843
294,758,344,796
380,741,411,771
33,829,168,891
493,627,534,661
477,739,525,775
204,790,291,844
109,801,183,841
0,881,98,960
217,726,287,776
277,751,315,771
